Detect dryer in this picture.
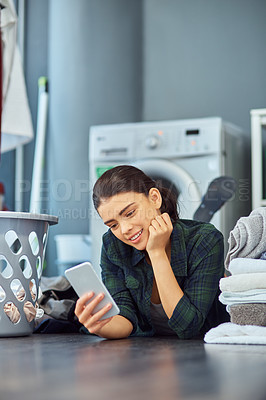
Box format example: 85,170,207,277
89,117,250,276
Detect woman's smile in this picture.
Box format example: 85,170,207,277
128,229,143,243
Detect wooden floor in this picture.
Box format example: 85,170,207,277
0,333,266,400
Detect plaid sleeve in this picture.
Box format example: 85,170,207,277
100,244,138,334
168,230,224,339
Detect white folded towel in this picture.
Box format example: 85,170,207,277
220,273,266,292
225,207,266,270
204,322,266,344
219,289,266,306
228,258,266,275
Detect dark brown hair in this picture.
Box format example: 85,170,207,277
93,165,179,222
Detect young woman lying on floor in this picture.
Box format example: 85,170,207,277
75,165,228,339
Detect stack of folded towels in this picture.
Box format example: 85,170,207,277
204,207,266,344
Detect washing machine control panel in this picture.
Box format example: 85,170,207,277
90,118,225,161
145,135,160,149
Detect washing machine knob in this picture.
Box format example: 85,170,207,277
145,135,159,149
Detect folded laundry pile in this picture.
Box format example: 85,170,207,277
219,258,266,312
204,207,266,344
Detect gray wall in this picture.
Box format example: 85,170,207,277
0,0,18,211
143,0,266,134
46,0,142,275
24,0,49,210
0,152,15,210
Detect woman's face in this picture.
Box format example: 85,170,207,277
97,189,162,251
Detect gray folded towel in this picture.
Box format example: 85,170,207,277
229,303,266,326
225,207,266,270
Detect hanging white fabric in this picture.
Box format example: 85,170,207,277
0,0,33,152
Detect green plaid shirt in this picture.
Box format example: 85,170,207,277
101,219,227,339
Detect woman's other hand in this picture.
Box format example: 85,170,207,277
146,212,173,256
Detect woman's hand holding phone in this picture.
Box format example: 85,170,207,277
74,291,113,335
65,262,120,335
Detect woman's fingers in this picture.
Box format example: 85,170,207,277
75,292,103,320
89,302,113,325
82,303,113,333
75,291,94,315
151,213,173,232
150,215,169,230
150,218,161,229
80,294,102,320
75,292,113,332
161,212,172,225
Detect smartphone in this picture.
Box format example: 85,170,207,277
65,262,120,320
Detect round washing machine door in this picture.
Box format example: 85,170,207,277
133,159,202,220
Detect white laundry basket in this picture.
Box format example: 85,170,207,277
0,212,58,337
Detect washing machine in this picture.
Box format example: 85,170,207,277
89,117,250,276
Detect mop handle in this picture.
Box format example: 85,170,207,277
29,77,48,213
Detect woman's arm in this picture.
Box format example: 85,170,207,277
97,315,133,339
146,213,184,318
149,251,184,319
147,214,224,339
